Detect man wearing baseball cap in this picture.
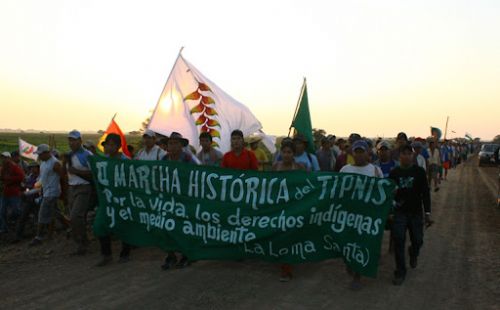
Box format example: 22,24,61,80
340,139,383,290
65,130,94,255
340,140,383,177
336,133,362,170
134,129,166,161
29,144,64,246
374,140,398,178
412,141,427,171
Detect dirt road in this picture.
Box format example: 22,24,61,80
1,159,499,309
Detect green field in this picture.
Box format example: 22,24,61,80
0,132,142,155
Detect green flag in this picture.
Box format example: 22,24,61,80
430,127,442,141
290,79,315,153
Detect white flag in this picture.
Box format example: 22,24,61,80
148,54,262,153
19,138,38,160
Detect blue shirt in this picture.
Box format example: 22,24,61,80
294,152,320,172
421,148,429,159
374,159,398,178
441,146,450,161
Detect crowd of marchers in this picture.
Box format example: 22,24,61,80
0,129,475,290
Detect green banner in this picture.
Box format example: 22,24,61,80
90,156,395,277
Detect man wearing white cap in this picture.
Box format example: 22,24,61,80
340,139,383,290
134,129,166,161
412,141,427,171
65,130,94,255
29,144,64,246
374,140,398,178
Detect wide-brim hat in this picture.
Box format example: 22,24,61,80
101,133,122,147
142,129,156,138
169,132,189,146
376,140,392,150
34,144,50,155
245,135,263,144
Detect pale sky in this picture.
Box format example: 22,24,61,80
1,0,499,140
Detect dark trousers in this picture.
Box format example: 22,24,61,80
392,212,423,276
16,196,39,238
68,184,92,248
99,236,131,257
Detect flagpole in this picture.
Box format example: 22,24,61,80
111,113,117,121
148,47,185,130
444,116,449,140
288,77,306,137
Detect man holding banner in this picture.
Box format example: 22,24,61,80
292,133,319,172
340,139,383,290
96,134,132,266
197,132,223,167
161,132,198,270
134,130,166,161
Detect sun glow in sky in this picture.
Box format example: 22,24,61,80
1,0,499,140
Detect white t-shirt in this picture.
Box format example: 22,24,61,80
332,145,341,158
340,163,383,178
428,148,440,165
67,152,91,186
40,156,61,197
416,154,427,171
197,149,223,166
134,145,166,161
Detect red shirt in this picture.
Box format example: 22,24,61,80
1,161,25,197
221,148,258,170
